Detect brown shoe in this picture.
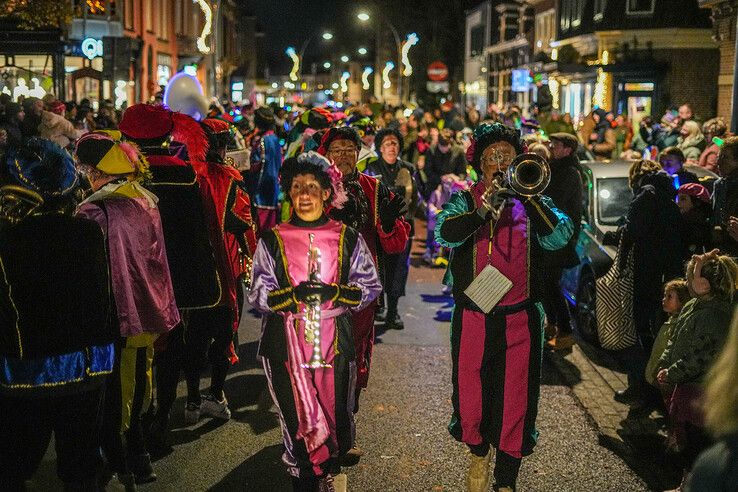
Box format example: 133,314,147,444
466,448,493,492
546,334,575,350
342,445,364,466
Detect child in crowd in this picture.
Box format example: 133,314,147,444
659,146,699,189
677,183,713,257
424,174,469,265
645,279,691,390
657,251,738,489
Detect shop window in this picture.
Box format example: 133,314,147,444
157,54,172,86
594,0,607,21
626,0,655,15
470,25,485,57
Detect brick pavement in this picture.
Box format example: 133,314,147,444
545,337,683,490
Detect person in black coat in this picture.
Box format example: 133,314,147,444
713,137,738,257
365,127,416,329
608,161,685,404
544,133,584,349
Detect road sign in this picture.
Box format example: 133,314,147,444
427,61,448,82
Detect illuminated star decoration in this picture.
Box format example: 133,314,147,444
286,47,300,82
193,0,213,54
382,61,394,89
361,66,374,90
340,71,350,93
401,33,419,77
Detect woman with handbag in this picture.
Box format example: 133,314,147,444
603,159,685,406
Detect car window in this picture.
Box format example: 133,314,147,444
596,177,630,226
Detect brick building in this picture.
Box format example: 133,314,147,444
699,0,738,123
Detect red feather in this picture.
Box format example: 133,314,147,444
171,112,208,162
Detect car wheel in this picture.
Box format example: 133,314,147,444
575,273,600,347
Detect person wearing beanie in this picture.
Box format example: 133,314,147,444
285,107,333,158
118,104,222,449
0,138,117,490
74,131,180,488
317,126,410,461
248,152,382,492
248,106,283,234
435,123,573,492
348,116,377,173
365,127,418,329
173,118,258,425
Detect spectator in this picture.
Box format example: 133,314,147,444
677,121,707,163
38,101,84,149
588,109,616,160
659,146,699,188
612,114,632,160
698,118,727,174
544,133,584,350
1,102,25,147
645,280,691,389
527,142,551,161
20,97,43,138
542,110,575,136
677,183,713,257
610,160,684,406
685,311,738,491
657,252,737,490
422,128,467,199
655,110,681,150
712,136,738,257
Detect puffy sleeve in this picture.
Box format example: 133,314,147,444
525,195,574,251
344,234,383,312
435,190,484,248
247,238,295,313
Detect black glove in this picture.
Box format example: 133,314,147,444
293,281,338,304
379,195,407,233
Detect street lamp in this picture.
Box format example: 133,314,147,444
362,66,373,90
322,32,334,40
382,61,394,89
341,55,350,63
323,61,332,69
357,12,370,22
285,29,334,86
340,71,350,94
357,47,368,56
355,10,406,103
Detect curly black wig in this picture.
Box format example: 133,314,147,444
374,127,404,156
317,126,362,155
470,122,523,174
279,156,333,204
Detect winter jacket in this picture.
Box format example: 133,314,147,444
623,171,684,303
699,143,720,174
38,110,83,149
678,134,707,162
545,152,583,267
592,127,616,161
712,171,738,257
658,297,732,384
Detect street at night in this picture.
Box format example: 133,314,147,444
1,0,738,491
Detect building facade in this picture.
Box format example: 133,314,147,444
699,0,738,124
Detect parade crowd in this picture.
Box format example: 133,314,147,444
0,89,737,492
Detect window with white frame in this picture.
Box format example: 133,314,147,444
626,0,655,15
594,0,607,21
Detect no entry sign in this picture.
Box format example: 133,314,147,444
427,61,448,82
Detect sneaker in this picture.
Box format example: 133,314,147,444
613,386,646,407
546,334,575,350
374,306,387,323
184,402,200,425
200,394,232,420
467,448,493,492
342,445,364,466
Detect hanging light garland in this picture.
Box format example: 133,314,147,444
286,47,300,82
193,0,213,54
401,33,419,77
340,71,350,93
361,66,373,90
382,61,394,89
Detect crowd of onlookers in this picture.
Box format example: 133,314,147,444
1,89,737,490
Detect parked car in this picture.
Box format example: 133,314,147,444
560,160,632,345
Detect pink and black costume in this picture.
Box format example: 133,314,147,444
435,123,574,489
248,215,381,481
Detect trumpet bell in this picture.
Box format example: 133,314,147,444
507,153,550,197
0,185,44,225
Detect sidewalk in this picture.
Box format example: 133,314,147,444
545,338,682,491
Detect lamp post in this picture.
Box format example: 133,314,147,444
285,29,333,90
357,10,403,103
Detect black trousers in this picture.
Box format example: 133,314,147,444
383,239,413,303
540,265,571,334
0,385,105,488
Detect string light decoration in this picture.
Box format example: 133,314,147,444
286,47,300,82
340,71,350,93
549,78,560,110
382,61,394,89
593,50,610,109
114,80,127,109
86,0,105,14
361,66,373,90
401,33,419,76
193,0,213,54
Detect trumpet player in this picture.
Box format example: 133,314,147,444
435,123,574,492
248,152,382,492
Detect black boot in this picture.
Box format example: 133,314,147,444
374,303,386,323
127,453,157,484
385,297,404,330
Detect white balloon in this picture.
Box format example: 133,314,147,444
164,72,209,121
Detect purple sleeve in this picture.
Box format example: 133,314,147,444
349,234,383,311
76,203,107,234
246,239,280,313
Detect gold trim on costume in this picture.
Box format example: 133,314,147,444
0,254,22,358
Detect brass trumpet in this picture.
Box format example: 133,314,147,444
0,185,44,225
484,153,550,217
301,233,331,369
